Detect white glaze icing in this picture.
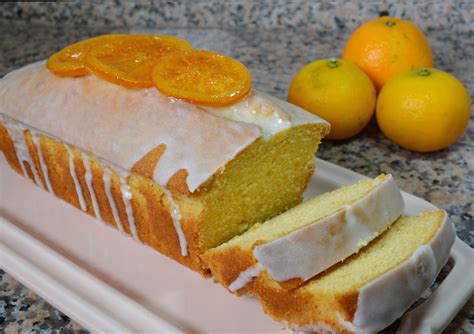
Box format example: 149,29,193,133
3,122,29,178
260,92,331,129
228,263,264,293
30,131,54,193
120,179,139,241
0,61,328,192
2,112,178,249
4,122,44,188
204,91,292,140
252,175,403,283
337,212,456,334
81,152,104,222
204,91,331,141
162,188,187,257
289,322,337,334
103,168,125,233
64,144,87,212
20,127,44,189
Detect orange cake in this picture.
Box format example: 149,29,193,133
203,174,404,294
250,211,455,333
0,34,330,274
3,34,454,333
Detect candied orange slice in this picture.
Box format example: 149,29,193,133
151,50,252,106
85,35,193,88
46,34,125,77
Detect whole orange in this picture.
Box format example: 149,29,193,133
376,68,471,153
342,16,433,91
288,58,376,140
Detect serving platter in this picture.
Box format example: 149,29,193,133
1,155,472,333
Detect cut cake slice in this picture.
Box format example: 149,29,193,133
255,210,455,333
203,174,404,293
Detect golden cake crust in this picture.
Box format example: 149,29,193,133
254,275,352,333
1,118,327,276
0,123,206,272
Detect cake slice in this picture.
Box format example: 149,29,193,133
255,211,455,333
203,174,404,292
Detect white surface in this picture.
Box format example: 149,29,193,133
0,156,472,333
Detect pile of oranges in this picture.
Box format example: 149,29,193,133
288,16,471,153
47,34,252,107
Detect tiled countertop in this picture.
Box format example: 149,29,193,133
1,18,473,334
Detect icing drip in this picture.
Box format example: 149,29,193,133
252,175,404,283
228,263,264,293
20,127,44,189
204,91,292,140
3,116,145,244
30,131,53,193
289,322,337,334
120,178,139,241
162,188,187,257
4,123,29,178
5,123,44,188
338,212,455,333
82,152,103,222
103,168,125,233
64,144,87,211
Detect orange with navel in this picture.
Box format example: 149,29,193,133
152,50,252,106
343,16,433,91
85,34,193,88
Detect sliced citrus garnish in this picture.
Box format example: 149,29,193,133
46,34,125,77
85,35,193,88
151,50,252,106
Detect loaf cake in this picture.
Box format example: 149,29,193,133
253,210,455,333
3,34,454,333
203,174,404,293
0,34,330,274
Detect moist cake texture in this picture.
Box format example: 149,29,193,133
203,174,405,293
255,211,455,333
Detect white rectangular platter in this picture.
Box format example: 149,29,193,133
1,156,472,333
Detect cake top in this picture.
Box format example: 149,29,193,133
46,34,252,107
0,34,329,193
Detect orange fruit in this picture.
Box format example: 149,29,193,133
46,34,125,77
288,58,376,140
152,50,252,106
376,68,471,152
342,16,433,91
85,35,192,88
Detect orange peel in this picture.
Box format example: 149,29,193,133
46,34,125,77
85,35,192,88
151,50,252,106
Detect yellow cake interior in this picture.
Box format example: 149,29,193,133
304,210,444,296
195,123,328,251
255,210,446,329
206,174,390,253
